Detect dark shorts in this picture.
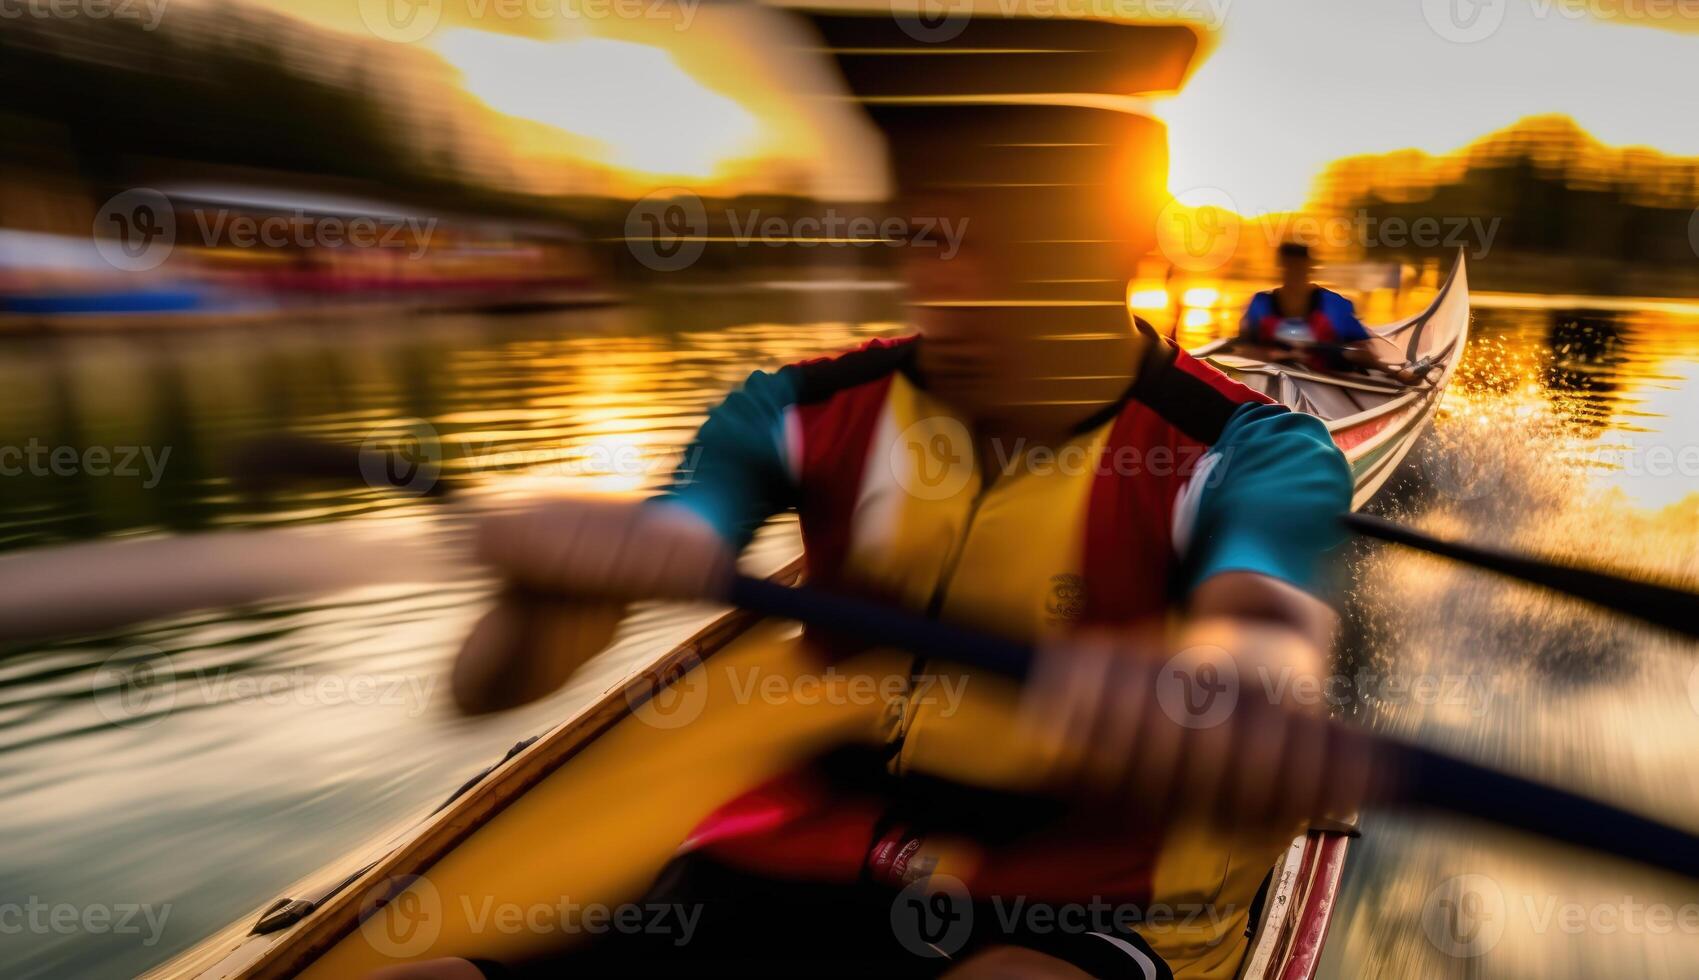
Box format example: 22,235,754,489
471,854,1175,980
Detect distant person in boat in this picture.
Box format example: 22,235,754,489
1240,242,1434,384
385,178,1358,980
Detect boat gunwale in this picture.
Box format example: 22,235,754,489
1272,833,1351,980
1236,833,1314,979
154,560,804,980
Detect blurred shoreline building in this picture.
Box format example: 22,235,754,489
0,4,617,328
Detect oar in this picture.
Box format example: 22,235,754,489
1344,512,1699,641
225,437,1699,649
7,436,1698,879
0,438,528,644
3,436,1692,649
726,572,1699,882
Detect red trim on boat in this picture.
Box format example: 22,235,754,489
1330,403,1415,454
1276,832,1351,980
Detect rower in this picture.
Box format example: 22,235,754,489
1240,242,1434,384
398,107,1357,980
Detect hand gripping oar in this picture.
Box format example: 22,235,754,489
1344,512,1699,641
725,573,1699,882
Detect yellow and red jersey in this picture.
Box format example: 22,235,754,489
658,319,1352,977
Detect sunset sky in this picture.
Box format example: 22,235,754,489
246,0,1699,210
1159,0,1699,214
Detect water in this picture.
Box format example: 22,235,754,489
0,295,900,979
0,291,1696,979
1324,300,1699,979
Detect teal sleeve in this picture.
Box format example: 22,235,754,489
1178,402,1352,597
655,367,801,551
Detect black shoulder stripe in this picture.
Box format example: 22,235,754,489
792,337,918,405
1129,317,1263,446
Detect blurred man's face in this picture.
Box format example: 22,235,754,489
900,196,1014,420
911,300,1145,435
898,192,1143,433
904,237,1139,431
1281,254,1315,282
910,301,1012,421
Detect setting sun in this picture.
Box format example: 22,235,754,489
433,30,763,182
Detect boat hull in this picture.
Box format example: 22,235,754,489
1198,253,1472,508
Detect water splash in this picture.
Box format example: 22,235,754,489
1327,310,1699,979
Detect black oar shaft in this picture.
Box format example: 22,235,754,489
1344,512,1699,640
725,572,1699,881
729,576,1033,680
1403,745,1699,878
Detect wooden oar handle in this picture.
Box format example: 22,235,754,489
722,572,1699,882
